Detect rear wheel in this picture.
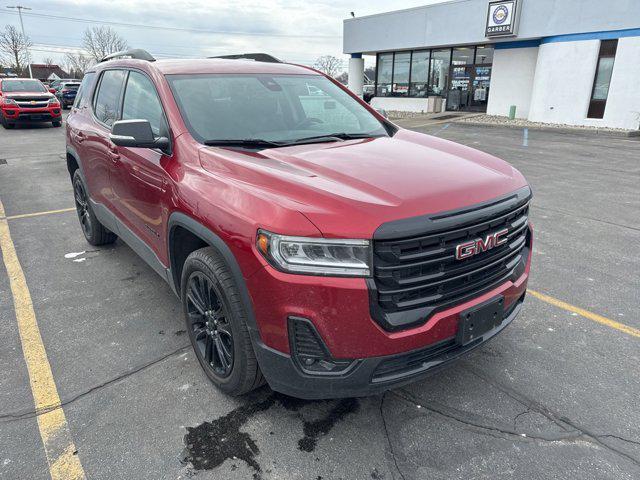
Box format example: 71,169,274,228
72,170,117,246
181,247,264,396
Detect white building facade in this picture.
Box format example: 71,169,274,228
343,0,640,130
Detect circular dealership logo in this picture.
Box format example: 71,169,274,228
493,5,509,24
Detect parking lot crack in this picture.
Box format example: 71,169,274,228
392,390,583,443
379,393,408,480
463,366,640,467
0,344,190,423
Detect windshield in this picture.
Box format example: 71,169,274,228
2,80,47,93
167,74,388,144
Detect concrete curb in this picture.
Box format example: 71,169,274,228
452,120,640,138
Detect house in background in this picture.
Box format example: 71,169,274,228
29,64,70,83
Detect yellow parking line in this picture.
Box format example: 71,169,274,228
528,289,640,338
0,198,85,480
1,207,76,221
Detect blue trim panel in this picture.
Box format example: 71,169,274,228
495,40,541,49
541,28,640,44
351,53,362,58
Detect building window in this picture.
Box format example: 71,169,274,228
391,52,411,96
428,49,451,96
475,45,494,65
376,53,393,97
587,39,618,119
409,50,430,97
452,47,474,65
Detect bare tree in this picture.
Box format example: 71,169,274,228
82,26,128,62
335,71,348,85
313,55,343,78
64,52,94,78
0,25,32,74
42,57,55,67
364,67,376,84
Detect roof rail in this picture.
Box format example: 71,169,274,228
100,49,156,63
209,53,282,63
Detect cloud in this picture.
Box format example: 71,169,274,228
1,0,442,69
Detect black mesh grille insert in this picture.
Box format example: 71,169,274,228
290,317,328,359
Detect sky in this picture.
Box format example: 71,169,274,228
0,0,447,71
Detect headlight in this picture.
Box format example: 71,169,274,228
2,98,17,106
48,97,59,105
256,230,372,277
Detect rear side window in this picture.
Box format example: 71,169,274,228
74,73,96,108
122,71,166,137
93,70,126,127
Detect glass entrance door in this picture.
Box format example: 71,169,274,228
446,64,492,112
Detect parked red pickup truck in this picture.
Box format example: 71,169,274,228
65,50,532,399
0,78,62,129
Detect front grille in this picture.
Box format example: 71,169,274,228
17,102,48,109
370,187,531,330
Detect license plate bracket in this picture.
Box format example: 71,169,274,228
457,296,505,346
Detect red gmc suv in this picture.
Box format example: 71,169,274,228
66,50,532,399
0,78,62,128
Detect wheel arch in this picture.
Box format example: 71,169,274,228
66,146,84,181
167,212,261,339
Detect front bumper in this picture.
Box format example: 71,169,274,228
254,293,525,399
1,106,61,123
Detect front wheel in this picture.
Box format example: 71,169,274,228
181,247,264,396
52,120,62,127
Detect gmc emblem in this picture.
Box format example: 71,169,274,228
455,229,509,260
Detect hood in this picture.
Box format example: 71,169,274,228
4,92,53,100
198,129,529,238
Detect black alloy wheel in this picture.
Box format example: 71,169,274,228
186,271,234,378
73,176,92,239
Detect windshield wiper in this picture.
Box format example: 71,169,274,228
203,138,285,148
288,133,383,145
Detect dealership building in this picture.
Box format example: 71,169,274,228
343,0,640,130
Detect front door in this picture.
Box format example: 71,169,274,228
109,70,172,264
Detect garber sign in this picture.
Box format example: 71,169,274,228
485,0,520,37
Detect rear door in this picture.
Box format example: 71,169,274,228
109,69,172,263
82,69,126,210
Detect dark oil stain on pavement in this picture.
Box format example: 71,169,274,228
182,392,360,478
298,398,360,452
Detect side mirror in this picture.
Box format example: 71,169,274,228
49,88,56,94
110,119,170,152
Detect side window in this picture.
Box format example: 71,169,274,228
122,71,166,137
93,70,126,127
73,72,96,108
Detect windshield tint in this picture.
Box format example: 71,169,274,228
2,80,47,93
167,74,387,144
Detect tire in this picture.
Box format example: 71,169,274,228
2,118,15,129
72,170,117,246
181,247,264,396
52,120,62,127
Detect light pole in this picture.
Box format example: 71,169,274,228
6,5,33,78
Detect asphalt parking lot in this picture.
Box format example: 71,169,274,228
1,114,639,480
